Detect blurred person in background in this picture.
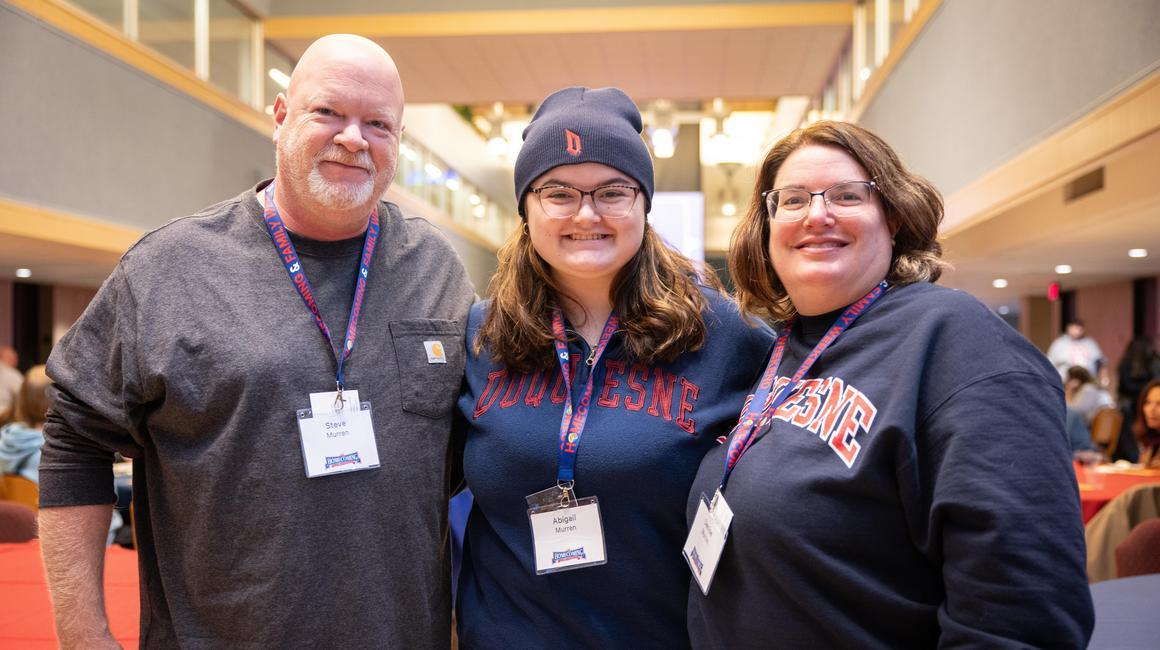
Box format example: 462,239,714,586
1132,378,1160,467
0,364,49,482
1048,319,1107,385
1065,365,1116,424
456,86,772,648
0,346,21,426
686,121,1093,648
1117,337,1160,408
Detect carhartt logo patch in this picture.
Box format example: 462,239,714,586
423,340,447,364
565,129,582,157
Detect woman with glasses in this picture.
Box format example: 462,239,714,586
683,121,1093,648
454,87,772,648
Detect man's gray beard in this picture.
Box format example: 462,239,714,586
306,165,376,210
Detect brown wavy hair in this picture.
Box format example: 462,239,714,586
729,121,948,322
1133,378,1160,448
476,220,717,372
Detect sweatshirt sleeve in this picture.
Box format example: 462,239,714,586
917,371,1094,648
40,264,149,507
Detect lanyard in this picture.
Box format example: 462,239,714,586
720,281,887,489
550,308,620,487
261,183,380,396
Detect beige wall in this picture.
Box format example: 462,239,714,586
1074,280,1134,384
51,285,97,346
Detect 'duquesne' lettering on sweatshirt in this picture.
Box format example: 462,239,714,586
473,360,702,434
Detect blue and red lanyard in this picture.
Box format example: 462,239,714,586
720,281,887,490
550,308,620,486
261,183,380,393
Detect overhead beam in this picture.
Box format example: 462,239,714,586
0,196,142,255
943,67,1160,237
264,3,852,39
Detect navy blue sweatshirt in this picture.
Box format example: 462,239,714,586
457,289,773,649
687,282,1095,649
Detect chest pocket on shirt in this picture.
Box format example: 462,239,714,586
389,319,466,419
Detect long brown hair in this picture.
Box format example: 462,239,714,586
1133,378,1160,447
729,121,948,322
476,221,716,373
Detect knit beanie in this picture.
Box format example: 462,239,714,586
514,86,654,217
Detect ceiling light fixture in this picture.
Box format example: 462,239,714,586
1128,248,1148,258
998,305,1010,315
1054,264,1073,274
650,127,676,159
485,102,508,159
15,268,32,278
648,100,677,159
992,278,1008,289
267,68,290,90
859,67,872,81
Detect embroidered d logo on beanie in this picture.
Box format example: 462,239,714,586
514,86,654,216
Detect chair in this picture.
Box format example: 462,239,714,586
1,475,38,511
0,501,36,542
1116,518,1160,578
1086,484,1160,583
1090,407,1123,457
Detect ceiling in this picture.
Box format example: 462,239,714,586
268,25,849,105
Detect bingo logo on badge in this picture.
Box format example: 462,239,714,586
325,451,362,469
689,547,704,575
551,547,587,564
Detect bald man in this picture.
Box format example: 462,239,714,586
39,35,473,648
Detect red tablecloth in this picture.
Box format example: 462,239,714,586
1078,468,1160,523
0,540,139,648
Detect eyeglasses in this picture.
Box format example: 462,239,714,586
529,184,641,219
761,180,877,222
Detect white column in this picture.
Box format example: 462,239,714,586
852,1,867,99
194,0,209,80
874,0,890,67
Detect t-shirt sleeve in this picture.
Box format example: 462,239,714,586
40,264,149,507
917,371,1094,647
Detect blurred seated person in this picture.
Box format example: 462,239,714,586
1065,407,1094,453
1133,378,1160,468
1117,337,1160,409
0,364,49,482
1065,366,1115,424
0,365,124,541
0,346,21,426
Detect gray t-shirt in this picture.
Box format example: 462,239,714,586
41,182,473,648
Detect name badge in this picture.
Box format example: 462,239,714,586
683,488,734,595
526,486,607,574
297,389,381,478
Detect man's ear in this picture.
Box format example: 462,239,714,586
272,93,289,145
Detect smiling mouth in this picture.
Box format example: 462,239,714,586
796,241,846,250
568,234,610,241
320,159,369,173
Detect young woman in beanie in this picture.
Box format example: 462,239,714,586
454,87,772,648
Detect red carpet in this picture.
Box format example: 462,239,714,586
0,540,139,648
